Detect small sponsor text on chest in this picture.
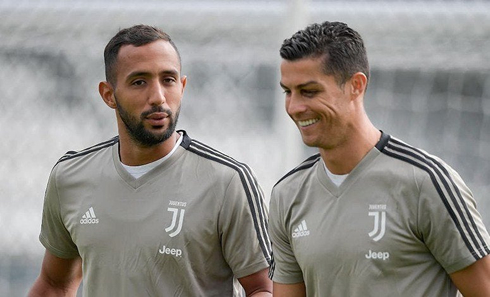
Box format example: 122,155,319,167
365,249,390,260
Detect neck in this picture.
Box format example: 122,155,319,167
118,131,179,166
320,121,380,175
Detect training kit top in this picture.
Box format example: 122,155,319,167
40,130,271,296
269,132,490,296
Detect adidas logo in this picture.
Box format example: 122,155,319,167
292,220,310,238
80,207,99,224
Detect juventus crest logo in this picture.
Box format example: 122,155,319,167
368,204,387,242
165,201,187,237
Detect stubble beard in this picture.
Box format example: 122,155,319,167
114,95,180,147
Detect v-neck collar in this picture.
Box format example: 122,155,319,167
112,134,188,189
317,131,390,197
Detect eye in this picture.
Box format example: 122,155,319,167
163,77,177,84
301,89,318,97
131,79,146,86
282,89,291,95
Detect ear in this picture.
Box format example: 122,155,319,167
350,72,368,98
180,75,187,94
99,81,117,109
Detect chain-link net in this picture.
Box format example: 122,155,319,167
1,0,489,295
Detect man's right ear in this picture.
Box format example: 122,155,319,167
99,81,117,109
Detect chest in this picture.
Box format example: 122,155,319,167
60,176,222,261
287,181,429,273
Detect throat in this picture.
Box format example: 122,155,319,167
323,162,348,186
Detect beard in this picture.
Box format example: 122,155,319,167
114,95,180,147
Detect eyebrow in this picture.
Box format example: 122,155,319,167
280,80,319,89
126,69,180,81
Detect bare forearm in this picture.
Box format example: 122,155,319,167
29,251,82,297
450,255,490,297
239,268,273,296
273,282,306,297
28,277,79,297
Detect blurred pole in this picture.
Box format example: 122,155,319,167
274,0,310,172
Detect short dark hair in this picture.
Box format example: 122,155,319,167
280,21,369,86
104,24,181,85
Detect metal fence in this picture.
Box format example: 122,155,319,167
1,0,490,295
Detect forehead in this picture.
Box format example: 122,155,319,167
115,40,181,77
280,57,333,87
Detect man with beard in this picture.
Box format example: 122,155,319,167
29,25,272,297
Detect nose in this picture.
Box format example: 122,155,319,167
286,92,306,116
148,82,166,106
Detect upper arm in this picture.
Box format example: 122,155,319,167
417,166,490,273
28,249,82,296
273,281,306,297
220,171,271,278
238,268,272,296
450,255,490,297
268,189,303,284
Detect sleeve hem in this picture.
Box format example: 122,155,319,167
445,250,490,274
234,260,270,279
39,233,79,259
271,274,304,284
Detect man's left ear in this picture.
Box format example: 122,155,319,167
350,72,368,97
99,81,117,109
181,75,187,93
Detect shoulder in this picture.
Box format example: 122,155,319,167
274,153,322,188
179,130,256,178
54,136,118,167
48,136,118,186
378,134,455,177
377,134,470,206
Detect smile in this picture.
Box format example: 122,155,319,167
298,118,319,127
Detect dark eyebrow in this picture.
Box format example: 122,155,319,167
126,69,180,81
280,80,319,90
126,71,150,83
159,69,180,77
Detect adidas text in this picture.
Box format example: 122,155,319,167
80,218,99,224
292,230,310,238
159,245,183,257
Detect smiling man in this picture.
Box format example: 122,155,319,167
29,25,272,297
268,21,490,297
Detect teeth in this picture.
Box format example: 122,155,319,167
298,118,319,127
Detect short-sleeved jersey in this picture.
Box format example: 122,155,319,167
269,132,490,296
40,130,271,297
